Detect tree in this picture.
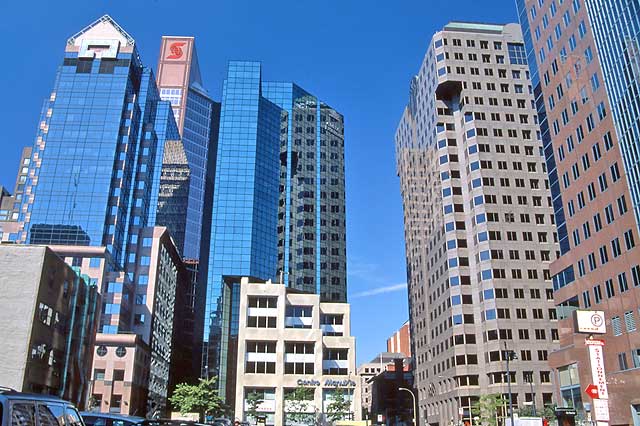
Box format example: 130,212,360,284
169,377,224,422
284,386,316,425
518,404,557,423
245,391,265,423
472,394,507,426
325,388,351,422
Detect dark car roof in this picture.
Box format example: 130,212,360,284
0,389,72,404
80,413,146,423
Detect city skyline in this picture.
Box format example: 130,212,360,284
0,0,520,366
1,1,639,425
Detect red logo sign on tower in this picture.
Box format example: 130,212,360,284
167,42,186,59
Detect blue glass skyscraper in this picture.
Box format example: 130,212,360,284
18,15,179,271
203,61,347,406
204,62,281,397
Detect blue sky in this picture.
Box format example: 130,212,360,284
0,0,517,364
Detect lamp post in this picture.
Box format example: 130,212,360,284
529,380,536,417
399,387,417,426
503,342,517,426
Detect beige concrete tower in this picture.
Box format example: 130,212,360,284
396,22,560,426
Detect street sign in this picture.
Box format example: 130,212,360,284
574,310,606,334
585,384,599,399
592,399,610,421
585,339,609,400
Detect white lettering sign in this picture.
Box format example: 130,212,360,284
575,310,606,334
586,339,609,400
592,399,609,421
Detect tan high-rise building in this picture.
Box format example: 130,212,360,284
395,22,560,426
516,0,640,424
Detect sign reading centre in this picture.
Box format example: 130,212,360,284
574,310,606,334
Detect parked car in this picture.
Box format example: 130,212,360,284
0,387,84,426
80,412,146,426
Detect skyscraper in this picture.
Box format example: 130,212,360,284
157,140,191,255
517,0,640,423
156,36,220,261
261,83,347,302
17,15,179,265
11,15,189,415
396,22,560,426
203,61,347,404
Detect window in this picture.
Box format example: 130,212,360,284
38,404,65,426
625,311,637,332
113,369,125,381
605,279,615,298
612,316,622,336
245,341,277,374
508,43,527,64
618,352,629,370
93,368,106,380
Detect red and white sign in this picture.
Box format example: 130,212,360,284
585,384,599,399
592,399,610,421
575,310,606,334
586,339,608,400
167,41,186,59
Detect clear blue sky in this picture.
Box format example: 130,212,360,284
0,0,517,364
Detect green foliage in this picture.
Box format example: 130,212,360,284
325,388,352,422
518,404,557,421
284,386,316,424
245,391,265,422
169,377,224,421
472,394,507,426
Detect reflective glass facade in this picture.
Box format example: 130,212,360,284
204,61,281,393
19,19,178,271
156,37,219,261
585,0,640,225
203,62,347,402
17,16,179,277
262,83,347,303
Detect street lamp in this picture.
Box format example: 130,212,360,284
529,379,536,417
503,342,517,426
399,387,417,426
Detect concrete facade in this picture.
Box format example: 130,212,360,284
0,245,99,407
396,22,561,426
233,278,360,425
516,0,640,424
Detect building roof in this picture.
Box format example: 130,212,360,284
369,352,407,364
67,15,135,47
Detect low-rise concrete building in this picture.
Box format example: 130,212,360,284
0,245,100,406
358,352,408,421
233,278,360,425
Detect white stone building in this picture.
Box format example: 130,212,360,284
234,278,361,425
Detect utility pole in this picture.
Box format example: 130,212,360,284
504,342,516,426
529,379,536,417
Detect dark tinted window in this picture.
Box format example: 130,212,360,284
11,403,36,426
63,407,83,426
81,416,106,426
37,404,65,426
